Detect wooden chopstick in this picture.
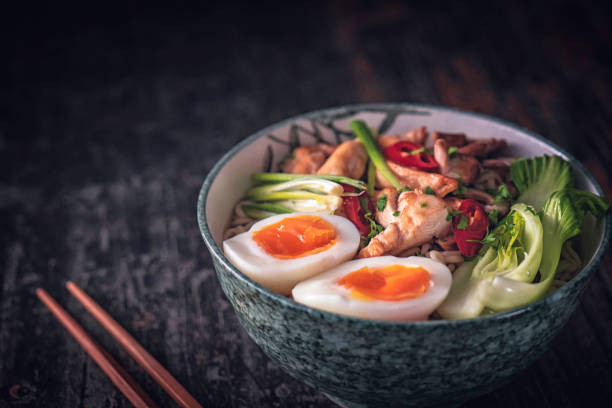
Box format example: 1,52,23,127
65,281,203,408
36,288,159,408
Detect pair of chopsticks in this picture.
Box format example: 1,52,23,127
37,282,203,408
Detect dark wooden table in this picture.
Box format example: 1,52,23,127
2,1,611,407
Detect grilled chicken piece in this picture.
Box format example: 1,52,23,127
456,138,507,158
317,140,368,179
359,191,452,258
281,144,337,174
378,126,429,149
432,131,467,147
375,161,458,197
374,188,399,228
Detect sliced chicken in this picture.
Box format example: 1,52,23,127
317,140,368,179
456,138,507,158
281,144,337,174
378,126,428,149
359,191,452,258
374,188,399,228
432,131,467,147
375,161,458,197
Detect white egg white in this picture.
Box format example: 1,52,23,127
292,256,452,321
223,212,361,295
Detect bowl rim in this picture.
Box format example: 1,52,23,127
197,102,611,327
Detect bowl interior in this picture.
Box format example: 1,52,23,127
203,104,607,309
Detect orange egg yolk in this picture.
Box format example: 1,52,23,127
337,265,430,301
252,215,337,259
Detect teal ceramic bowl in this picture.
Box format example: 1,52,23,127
197,104,611,407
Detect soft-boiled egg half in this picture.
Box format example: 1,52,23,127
223,212,361,295
292,256,452,321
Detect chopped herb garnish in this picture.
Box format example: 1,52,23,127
377,194,387,212
399,186,412,193
488,209,499,226
493,184,512,204
453,180,468,197
480,230,497,246
425,186,435,195
446,209,462,221
421,202,428,208
410,147,426,155
448,146,458,158
393,210,400,217
456,215,469,230
363,211,384,243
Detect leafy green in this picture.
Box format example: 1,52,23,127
448,146,458,158
487,209,499,226
472,204,542,283
493,184,512,204
425,186,435,195
393,211,400,217
421,202,428,208
399,186,412,193
478,189,608,311
510,155,574,210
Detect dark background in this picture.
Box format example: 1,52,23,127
1,1,611,407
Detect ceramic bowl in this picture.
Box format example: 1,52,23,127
197,104,611,407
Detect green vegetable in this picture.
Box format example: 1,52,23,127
350,120,402,190
472,204,542,283
456,216,469,230
251,172,366,190
510,155,573,210
366,128,378,195
448,146,458,158
453,180,469,197
247,178,343,198
438,203,543,318
393,211,400,217
425,186,435,195
446,209,462,221
478,188,608,310
493,184,512,204
410,147,426,154
377,194,387,212
399,186,412,193
437,261,486,319
245,177,343,215
487,209,499,226
363,211,384,243
240,202,293,219
421,202,428,208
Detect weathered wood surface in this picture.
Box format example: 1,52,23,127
1,1,611,407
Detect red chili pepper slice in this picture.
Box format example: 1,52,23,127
383,141,439,171
452,199,489,257
342,185,375,235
